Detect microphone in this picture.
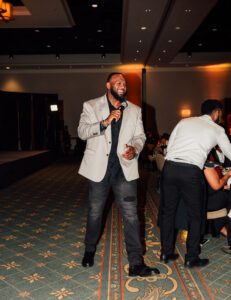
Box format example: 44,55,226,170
118,101,128,111
112,101,128,124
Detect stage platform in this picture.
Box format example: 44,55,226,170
0,150,55,188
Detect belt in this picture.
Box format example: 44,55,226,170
166,160,199,169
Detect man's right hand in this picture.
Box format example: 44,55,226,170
103,110,121,126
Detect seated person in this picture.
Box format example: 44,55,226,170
175,161,231,245
204,161,231,237
222,208,231,254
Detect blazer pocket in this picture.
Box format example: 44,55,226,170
84,148,96,155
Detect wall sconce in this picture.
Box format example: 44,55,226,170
50,104,58,112
180,108,191,118
0,1,13,21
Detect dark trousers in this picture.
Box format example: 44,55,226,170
84,165,143,266
159,160,206,261
207,190,230,235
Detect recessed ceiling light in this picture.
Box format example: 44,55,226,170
198,43,203,46
141,26,147,30
158,58,161,61
92,4,98,8
136,50,139,53
162,49,166,53
100,45,104,48
168,39,173,43
6,66,10,70
97,29,102,33
175,26,181,30
46,45,51,48
139,40,142,43
185,9,192,13
145,9,151,13
212,27,218,32
34,29,40,33
134,58,137,61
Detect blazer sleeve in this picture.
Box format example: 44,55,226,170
130,108,146,154
78,101,102,140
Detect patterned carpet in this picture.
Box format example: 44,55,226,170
0,159,230,299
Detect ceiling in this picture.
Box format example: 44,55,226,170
0,0,230,70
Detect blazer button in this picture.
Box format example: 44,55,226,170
106,154,109,156
109,141,111,144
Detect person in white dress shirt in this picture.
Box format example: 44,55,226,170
159,99,231,268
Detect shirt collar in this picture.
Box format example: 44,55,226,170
200,114,213,122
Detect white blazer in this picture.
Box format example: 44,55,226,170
78,94,146,182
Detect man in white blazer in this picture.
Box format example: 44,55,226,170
78,73,159,277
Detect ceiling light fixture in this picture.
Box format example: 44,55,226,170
35,29,40,33
198,43,203,47
141,26,147,30
0,1,13,21
136,50,139,53
162,50,166,53
139,40,142,43
92,4,98,8
46,45,51,48
175,26,181,30
97,29,102,33
145,9,151,13
5,66,10,70
212,27,217,32
168,39,173,43
185,9,192,13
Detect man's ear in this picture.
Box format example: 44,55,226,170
106,82,110,90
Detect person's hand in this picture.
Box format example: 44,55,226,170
103,110,121,126
224,185,230,190
122,144,137,160
227,170,231,177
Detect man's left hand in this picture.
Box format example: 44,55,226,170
122,144,137,160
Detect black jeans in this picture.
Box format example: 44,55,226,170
159,160,206,261
84,164,143,266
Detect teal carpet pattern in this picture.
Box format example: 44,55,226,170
0,160,230,299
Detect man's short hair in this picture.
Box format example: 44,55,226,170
201,99,223,115
106,72,124,82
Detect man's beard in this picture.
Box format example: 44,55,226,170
110,87,127,102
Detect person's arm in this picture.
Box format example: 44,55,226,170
77,102,102,140
217,128,231,161
204,167,231,190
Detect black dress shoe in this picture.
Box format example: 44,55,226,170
82,251,95,267
160,253,179,263
184,257,209,268
129,264,160,277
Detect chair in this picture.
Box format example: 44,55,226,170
206,208,227,237
207,208,227,220
155,153,165,171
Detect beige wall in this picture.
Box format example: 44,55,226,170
1,65,231,140
146,66,231,135
0,69,142,139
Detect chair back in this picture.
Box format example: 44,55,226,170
207,208,227,219
156,153,165,171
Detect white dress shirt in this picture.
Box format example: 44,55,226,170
166,115,231,169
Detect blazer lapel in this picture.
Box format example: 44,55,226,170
100,95,111,147
117,103,130,153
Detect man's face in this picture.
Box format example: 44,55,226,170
215,109,223,124
107,74,127,102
